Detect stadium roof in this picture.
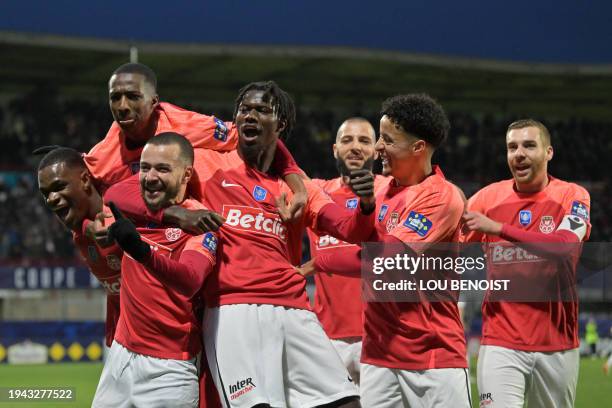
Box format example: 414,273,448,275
1,0,612,64
2,32,612,120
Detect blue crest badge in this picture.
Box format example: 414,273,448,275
570,201,589,220
87,245,98,262
403,211,433,237
213,118,228,142
253,185,268,201
346,198,358,209
202,232,218,254
378,204,389,222
519,210,532,226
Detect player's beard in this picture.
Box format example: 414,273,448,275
336,156,374,177
142,179,181,212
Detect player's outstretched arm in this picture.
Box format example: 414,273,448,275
315,169,376,244
107,203,151,262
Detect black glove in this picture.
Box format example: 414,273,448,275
108,202,151,263
348,169,376,215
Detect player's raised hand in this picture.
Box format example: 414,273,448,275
108,202,151,263
462,211,503,236
163,206,225,234
348,169,376,214
86,211,114,248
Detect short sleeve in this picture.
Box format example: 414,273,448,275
558,184,591,241
391,186,463,251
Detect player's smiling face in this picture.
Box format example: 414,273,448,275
236,90,285,158
139,143,191,212
375,115,421,179
109,73,159,143
38,163,91,232
506,126,553,192
333,121,376,175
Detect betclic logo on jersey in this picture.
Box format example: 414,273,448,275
316,234,353,250
489,243,542,264
223,205,287,242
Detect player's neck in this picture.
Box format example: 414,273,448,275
123,116,159,150
515,175,549,194
239,143,276,174
395,161,432,186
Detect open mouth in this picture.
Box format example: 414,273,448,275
514,164,530,176
241,125,260,142
119,118,136,126
54,206,70,221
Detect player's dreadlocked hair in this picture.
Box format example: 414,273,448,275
37,147,86,172
381,93,450,148
112,63,158,92
233,81,296,140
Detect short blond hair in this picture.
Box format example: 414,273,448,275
507,119,551,146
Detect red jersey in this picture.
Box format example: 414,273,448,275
85,102,237,193
307,175,389,339
73,206,121,347
362,167,468,370
463,176,591,351
201,155,373,310
114,199,217,360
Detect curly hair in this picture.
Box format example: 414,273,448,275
380,94,449,148
233,81,296,140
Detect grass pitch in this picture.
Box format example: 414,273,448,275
0,358,608,407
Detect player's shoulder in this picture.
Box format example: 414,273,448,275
469,179,514,204
181,199,206,210
548,177,590,200
311,177,344,194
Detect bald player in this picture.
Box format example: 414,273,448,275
306,117,388,386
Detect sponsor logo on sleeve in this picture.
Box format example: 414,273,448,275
539,216,555,234
519,210,532,226
130,162,140,174
165,228,183,241
253,185,268,201
346,198,358,209
558,214,587,241
378,204,389,222
201,232,217,254
223,205,287,243
402,211,433,237
213,118,228,142
570,201,589,220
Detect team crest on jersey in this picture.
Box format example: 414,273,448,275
403,211,433,237
378,204,389,222
202,232,218,254
346,198,358,209
87,245,98,262
386,212,400,232
253,185,268,201
519,210,532,226
539,216,555,234
213,118,228,142
570,201,589,220
165,228,182,241
130,162,140,174
106,255,121,271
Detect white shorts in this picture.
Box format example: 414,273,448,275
360,363,472,408
477,345,579,408
92,341,199,408
204,304,358,408
330,337,362,387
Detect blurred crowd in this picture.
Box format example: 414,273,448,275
1,88,611,262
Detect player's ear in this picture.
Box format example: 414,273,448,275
413,139,426,154
276,119,286,135
332,143,339,159
151,93,160,108
546,145,554,161
182,166,193,185
81,169,93,192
